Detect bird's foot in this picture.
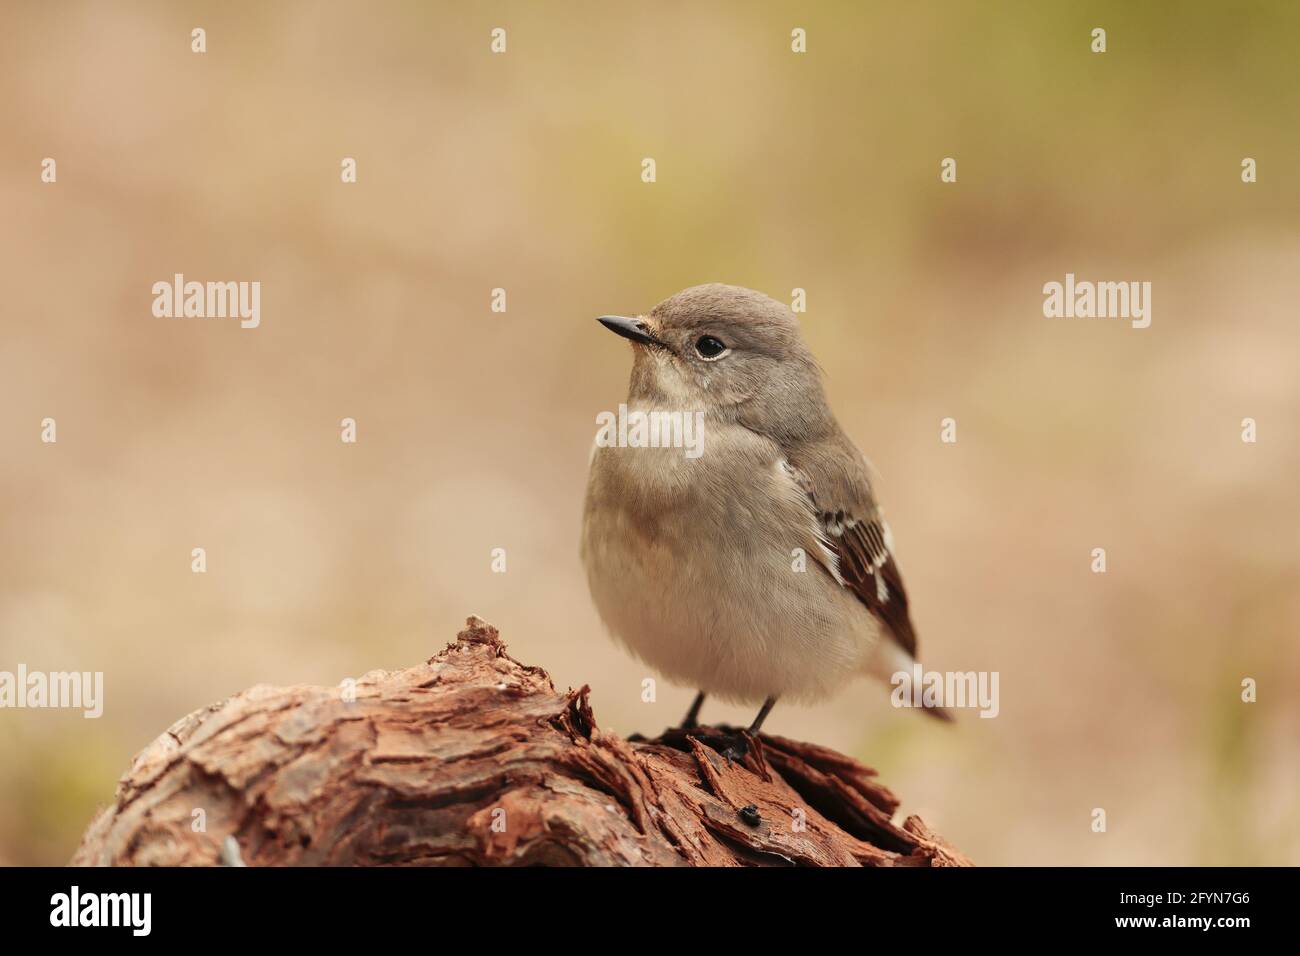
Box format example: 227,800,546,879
720,735,749,763
685,730,748,763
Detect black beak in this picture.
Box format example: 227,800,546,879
597,315,667,349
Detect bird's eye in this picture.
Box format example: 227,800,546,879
694,335,728,360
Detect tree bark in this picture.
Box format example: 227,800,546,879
71,617,971,867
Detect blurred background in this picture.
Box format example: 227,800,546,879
2,0,1298,865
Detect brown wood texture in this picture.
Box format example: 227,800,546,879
71,617,970,867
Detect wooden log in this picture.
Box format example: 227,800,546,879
71,617,970,867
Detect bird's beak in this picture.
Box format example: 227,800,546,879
597,315,667,349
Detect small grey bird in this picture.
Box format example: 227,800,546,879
581,283,946,752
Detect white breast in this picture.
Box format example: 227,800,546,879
580,425,879,705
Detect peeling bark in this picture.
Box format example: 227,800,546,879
71,617,971,867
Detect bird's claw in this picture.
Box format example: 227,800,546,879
685,731,750,764
720,735,749,764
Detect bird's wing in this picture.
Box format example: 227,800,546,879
785,439,919,661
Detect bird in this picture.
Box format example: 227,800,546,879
580,283,947,757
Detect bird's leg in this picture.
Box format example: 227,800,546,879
681,690,706,729
722,696,778,762
747,696,778,735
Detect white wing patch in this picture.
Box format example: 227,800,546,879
814,508,896,605
815,503,900,610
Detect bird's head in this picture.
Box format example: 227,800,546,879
597,283,832,439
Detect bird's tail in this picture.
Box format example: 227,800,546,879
872,643,956,723
919,700,954,722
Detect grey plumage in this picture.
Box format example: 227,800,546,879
581,283,943,730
